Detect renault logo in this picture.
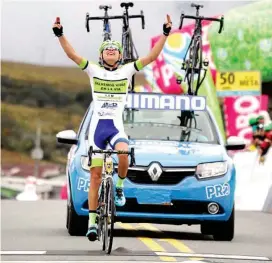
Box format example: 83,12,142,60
148,163,162,181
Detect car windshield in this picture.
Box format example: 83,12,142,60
123,109,219,144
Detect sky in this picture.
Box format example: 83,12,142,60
1,0,254,67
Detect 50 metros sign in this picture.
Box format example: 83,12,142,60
126,93,206,111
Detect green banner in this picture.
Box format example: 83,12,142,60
197,70,226,141
208,0,272,82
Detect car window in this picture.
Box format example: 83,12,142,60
77,105,91,137
123,109,219,144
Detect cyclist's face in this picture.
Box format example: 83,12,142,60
102,46,121,64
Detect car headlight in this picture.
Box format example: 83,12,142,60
81,156,90,171
196,161,228,179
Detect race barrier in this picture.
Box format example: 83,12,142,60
263,185,272,214
233,148,272,211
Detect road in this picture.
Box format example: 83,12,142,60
1,200,272,263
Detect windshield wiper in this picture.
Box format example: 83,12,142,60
126,122,202,132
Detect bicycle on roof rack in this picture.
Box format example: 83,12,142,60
85,2,145,92
86,5,113,41
176,3,224,96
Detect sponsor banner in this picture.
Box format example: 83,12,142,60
223,95,270,144
144,21,225,140
140,63,162,93
147,20,216,94
216,71,261,97
126,93,206,111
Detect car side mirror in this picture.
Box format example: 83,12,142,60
225,136,246,151
56,130,78,145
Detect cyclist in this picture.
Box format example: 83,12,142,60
52,15,172,241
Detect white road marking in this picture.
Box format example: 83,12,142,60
0,251,46,255
2,250,270,262
156,252,270,261
0,261,206,263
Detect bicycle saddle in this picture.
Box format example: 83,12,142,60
191,3,204,8
120,2,134,8
99,5,112,10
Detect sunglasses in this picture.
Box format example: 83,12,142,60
103,45,120,52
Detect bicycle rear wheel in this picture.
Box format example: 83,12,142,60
102,177,115,254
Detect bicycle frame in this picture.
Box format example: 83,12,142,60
178,110,197,142
120,4,144,64
177,3,224,95
86,5,121,41
120,3,144,92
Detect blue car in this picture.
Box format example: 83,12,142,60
56,93,245,241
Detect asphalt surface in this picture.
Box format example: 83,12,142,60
1,200,272,263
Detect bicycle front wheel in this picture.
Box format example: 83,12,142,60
102,177,115,254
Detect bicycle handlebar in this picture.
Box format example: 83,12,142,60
85,12,145,32
179,13,224,34
127,13,145,29
88,146,136,167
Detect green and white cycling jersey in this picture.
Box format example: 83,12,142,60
79,58,144,121
79,58,145,166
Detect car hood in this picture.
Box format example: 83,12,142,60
127,140,226,167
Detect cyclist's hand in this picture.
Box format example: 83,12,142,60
52,17,63,37
163,14,172,36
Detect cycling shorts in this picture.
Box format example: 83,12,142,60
88,118,129,167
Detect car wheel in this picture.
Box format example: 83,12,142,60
213,207,235,241
67,199,88,236
66,204,70,229
200,223,212,235
67,176,88,236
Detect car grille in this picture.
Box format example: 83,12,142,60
117,198,224,215
125,169,195,185
82,199,224,215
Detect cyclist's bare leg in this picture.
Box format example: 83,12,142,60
88,166,102,211
86,161,102,241
114,141,129,206
115,142,129,179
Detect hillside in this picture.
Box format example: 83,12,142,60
1,60,147,166
1,60,147,92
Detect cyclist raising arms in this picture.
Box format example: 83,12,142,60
52,15,172,241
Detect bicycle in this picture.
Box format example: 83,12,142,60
119,2,145,92
176,3,224,96
85,2,145,92
87,146,136,254
86,5,116,41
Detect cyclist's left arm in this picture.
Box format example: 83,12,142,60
138,15,172,68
